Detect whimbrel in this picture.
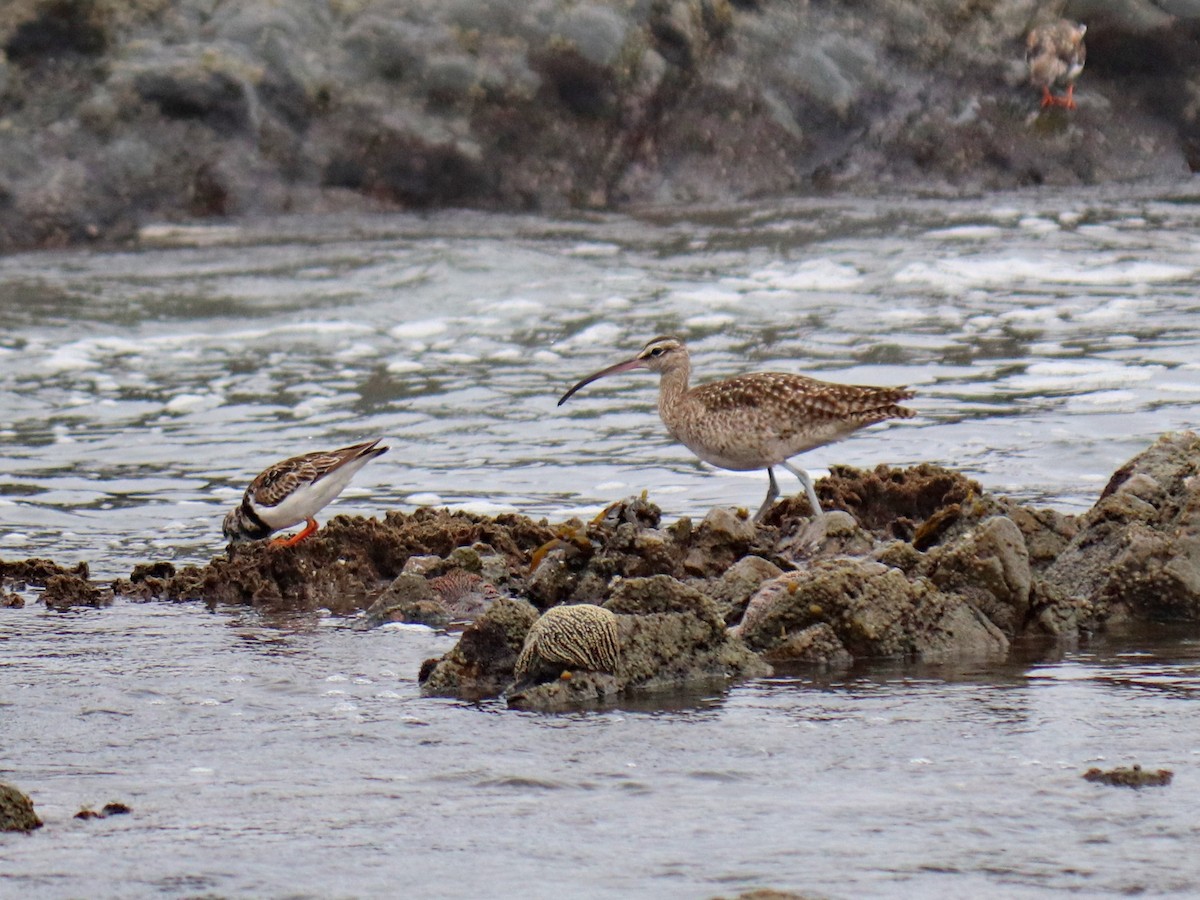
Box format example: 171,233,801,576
1027,20,1086,109
223,438,388,546
514,604,621,686
558,336,915,522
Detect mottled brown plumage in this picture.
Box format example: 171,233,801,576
559,336,915,521
222,438,388,546
513,604,621,684
1027,20,1086,109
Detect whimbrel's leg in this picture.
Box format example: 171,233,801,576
752,468,780,523
781,461,823,516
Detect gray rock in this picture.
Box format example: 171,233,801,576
735,561,1009,663
360,572,449,628
1044,432,1200,624
924,516,1032,636
1,0,1199,248
706,555,783,625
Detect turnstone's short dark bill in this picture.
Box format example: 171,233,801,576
222,438,389,547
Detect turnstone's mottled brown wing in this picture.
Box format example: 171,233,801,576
248,439,384,508
692,372,915,424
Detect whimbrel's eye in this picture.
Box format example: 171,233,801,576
649,347,665,357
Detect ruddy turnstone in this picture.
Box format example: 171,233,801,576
1026,20,1086,110
222,438,389,546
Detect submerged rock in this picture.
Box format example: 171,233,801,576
75,801,132,820
0,782,42,832
423,572,769,709
420,598,541,700
43,573,110,610
1083,764,1173,789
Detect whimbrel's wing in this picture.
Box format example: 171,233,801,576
692,372,915,425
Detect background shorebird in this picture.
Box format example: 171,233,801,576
222,438,389,546
1026,20,1086,109
558,336,915,522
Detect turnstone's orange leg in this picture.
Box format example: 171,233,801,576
271,517,319,548
1061,84,1076,110
1040,87,1056,108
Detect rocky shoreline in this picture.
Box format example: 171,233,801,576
0,0,1198,252
6,432,1200,711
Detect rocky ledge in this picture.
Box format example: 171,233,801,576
7,432,1200,710
0,0,1198,251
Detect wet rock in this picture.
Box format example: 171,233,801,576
1043,432,1200,625
432,573,768,708
360,572,448,629
43,573,110,610
1083,764,1173,789
602,574,770,692
2,591,24,608
0,782,41,832
780,509,874,563
0,556,89,585
923,516,1032,636
769,463,987,548
419,597,540,700
526,546,580,608
401,555,443,576
705,555,783,625
112,508,554,614
760,621,853,669
1000,503,1078,570
682,507,756,576
735,561,1009,664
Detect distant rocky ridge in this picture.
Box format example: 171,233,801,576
7,432,1200,711
0,0,1197,251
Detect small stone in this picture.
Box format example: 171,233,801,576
401,555,443,576
444,546,482,573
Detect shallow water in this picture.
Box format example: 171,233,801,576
4,183,1200,896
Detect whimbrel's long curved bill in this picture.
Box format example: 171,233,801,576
557,356,646,406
